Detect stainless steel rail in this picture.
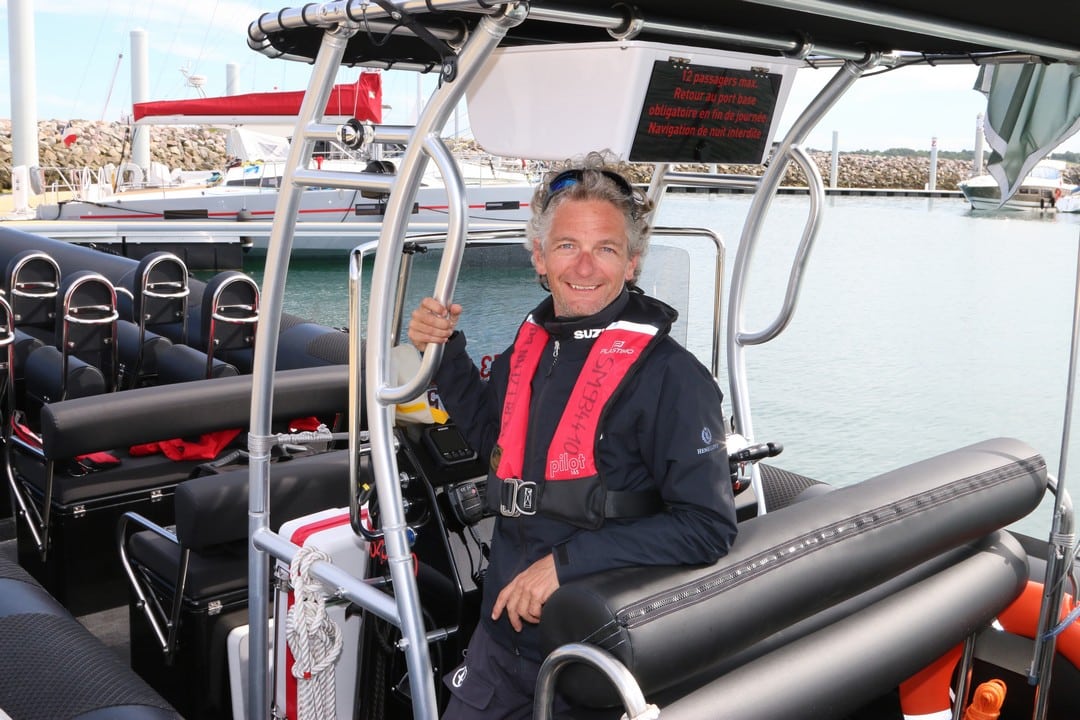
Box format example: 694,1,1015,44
534,643,659,720
244,5,528,719
1029,236,1080,720
358,10,528,717
5,434,46,552
726,57,873,515
247,0,476,61
377,132,469,405
246,18,360,719
522,3,861,60
735,145,824,348
116,512,189,659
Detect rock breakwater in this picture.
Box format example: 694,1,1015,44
0,120,227,191
0,119,1068,192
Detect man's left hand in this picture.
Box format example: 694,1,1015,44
492,554,560,632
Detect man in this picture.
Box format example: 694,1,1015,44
408,153,737,718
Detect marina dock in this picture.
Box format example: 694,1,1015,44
671,185,964,198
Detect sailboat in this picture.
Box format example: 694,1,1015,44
30,72,534,256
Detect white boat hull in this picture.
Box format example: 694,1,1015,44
1056,193,1080,213
34,183,534,256
959,160,1076,211
960,179,1065,211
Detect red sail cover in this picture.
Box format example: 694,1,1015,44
133,72,382,123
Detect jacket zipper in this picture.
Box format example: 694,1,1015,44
545,339,560,377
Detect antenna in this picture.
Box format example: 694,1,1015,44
180,67,208,98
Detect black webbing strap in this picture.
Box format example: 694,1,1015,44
603,489,664,518
499,479,663,519
369,0,459,81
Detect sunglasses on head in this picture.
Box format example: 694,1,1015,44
541,169,636,211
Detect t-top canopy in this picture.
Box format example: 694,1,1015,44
248,0,1080,68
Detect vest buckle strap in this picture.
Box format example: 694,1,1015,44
499,478,538,517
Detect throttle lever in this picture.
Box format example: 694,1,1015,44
726,435,783,494
730,441,783,464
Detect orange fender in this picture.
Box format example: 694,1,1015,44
997,580,1080,668
899,580,1080,718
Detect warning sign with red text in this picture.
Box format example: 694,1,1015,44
630,61,784,164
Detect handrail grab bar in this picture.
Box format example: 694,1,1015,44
116,512,181,654
534,643,659,720
377,132,467,405
245,17,360,720
252,527,403,624
726,57,875,516
736,144,825,347
359,11,528,719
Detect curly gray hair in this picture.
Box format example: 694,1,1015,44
526,151,654,283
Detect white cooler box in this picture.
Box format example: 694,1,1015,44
227,620,273,720
228,507,368,720
276,508,368,720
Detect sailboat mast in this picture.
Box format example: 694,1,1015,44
100,53,124,121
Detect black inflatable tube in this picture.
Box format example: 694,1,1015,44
0,226,238,320
539,437,1046,705
658,530,1028,720
0,559,182,719
40,364,350,460
0,227,147,282
647,535,999,706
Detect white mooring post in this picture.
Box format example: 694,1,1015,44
130,29,151,173
928,137,939,192
974,113,986,175
830,131,839,188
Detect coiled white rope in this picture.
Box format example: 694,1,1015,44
286,546,343,720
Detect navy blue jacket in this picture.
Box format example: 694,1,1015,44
433,287,738,661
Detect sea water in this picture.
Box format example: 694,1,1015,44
247,193,1080,539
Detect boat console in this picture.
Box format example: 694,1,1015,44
118,420,493,719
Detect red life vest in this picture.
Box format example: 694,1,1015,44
492,314,663,529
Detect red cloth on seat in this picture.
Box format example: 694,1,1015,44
288,416,322,432
130,428,242,461
75,451,121,469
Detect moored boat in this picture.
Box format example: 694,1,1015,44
26,74,535,257
1055,186,1080,213
960,159,1077,211
29,150,536,258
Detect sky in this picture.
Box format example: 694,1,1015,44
4,0,1080,156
